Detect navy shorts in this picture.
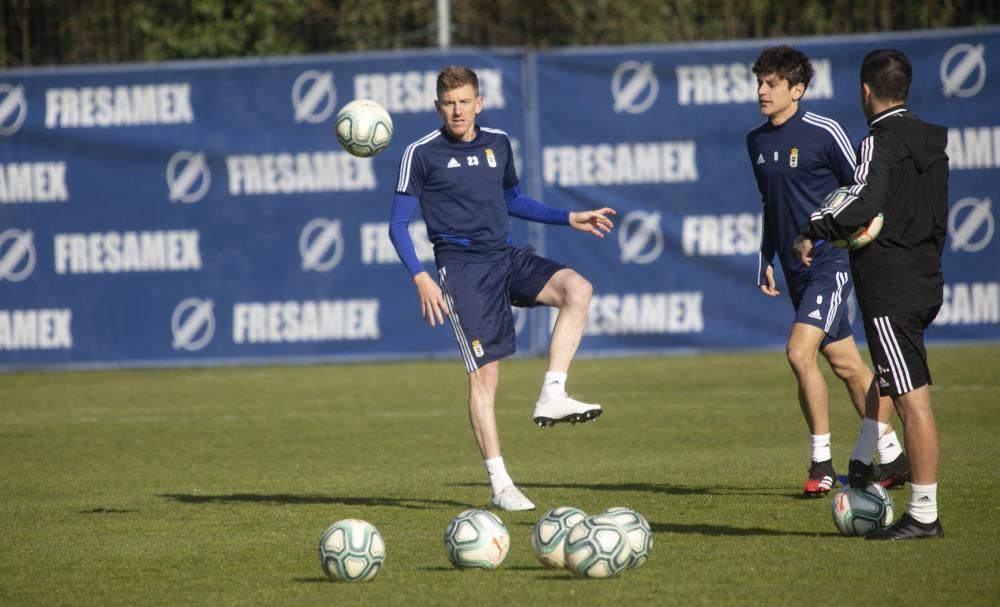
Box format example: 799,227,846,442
863,306,940,397
437,245,566,373
788,262,855,347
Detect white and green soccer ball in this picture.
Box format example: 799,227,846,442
318,518,385,582
600,507,653,569
831,483,894,536
532,506,587,569
821,186,884,249
443,509,510,570
335,99,393,158
563,514,632,579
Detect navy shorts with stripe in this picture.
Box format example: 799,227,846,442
438,245,566,373
863,305,940,397
788,259,854,347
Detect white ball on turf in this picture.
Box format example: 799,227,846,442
820,186,884,249
600,507,653,569
318,518,385,582
831,483,894,536
443,509,510,570
335,99,393,158
532,506,587,569
563,514,632,579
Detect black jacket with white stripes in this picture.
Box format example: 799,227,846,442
802,106,948,316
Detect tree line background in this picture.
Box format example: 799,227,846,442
2,0,999,68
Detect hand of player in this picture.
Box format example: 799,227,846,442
569,207,616,238
793,235,815,267
759,264,780,297
413,272,449,327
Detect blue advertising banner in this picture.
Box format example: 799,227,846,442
0,50,532,368
531,28,1000,353
1,28,997,370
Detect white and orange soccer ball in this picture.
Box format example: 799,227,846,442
443,509,510,570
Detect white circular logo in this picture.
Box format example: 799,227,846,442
166,151,211,204
940,43,987,98
292,70,337,124
171,298,215,351
948,197,994,253
618,211,664,264
0,83,28,136
299,218,344,272
0,229,36,282
611,61,659,114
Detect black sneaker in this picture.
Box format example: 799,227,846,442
848,459,876,488
803,459,836,496
865,512,944,540
876,453,911,489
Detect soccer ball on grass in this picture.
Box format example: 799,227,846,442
318,518,385,582
563,514,632,579
334,99,393,158
443,509,510,570
831,483,894,536
820,186,883,250
600,507,653,569
531,506,587,569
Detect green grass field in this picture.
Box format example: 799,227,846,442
3,345,999,606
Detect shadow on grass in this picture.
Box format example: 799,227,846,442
78,508,138,514
292,577,330,584
450,481,788,498
158,493,473,510
651,521,840,537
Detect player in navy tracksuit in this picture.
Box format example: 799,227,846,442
747,46,908,496
797,50,948,539
389,66,616,511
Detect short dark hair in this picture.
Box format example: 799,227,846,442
437,65,479,98
861,49,911,102
752,45,815,89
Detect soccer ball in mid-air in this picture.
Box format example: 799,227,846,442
600,507,653,569
532,506,587,569
831,483,894,536
318,518,385,582
820,186,884,249
563,515,632,579
443,509,510,570
335,99,393,158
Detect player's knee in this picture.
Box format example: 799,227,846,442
564,274,593,310
785,344,814,372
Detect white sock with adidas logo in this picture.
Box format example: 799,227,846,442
909,482,938,523
811,433,832,463
484,457,513,495
877,430,903,463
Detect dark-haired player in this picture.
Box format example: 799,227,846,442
389,66,615,511
796,49,948,539
746,45,908,496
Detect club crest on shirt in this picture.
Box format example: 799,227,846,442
485,148,497,168
471,339,484,357
790,147,799,167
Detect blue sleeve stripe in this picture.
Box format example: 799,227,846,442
396,129,440,193
804,112,856,170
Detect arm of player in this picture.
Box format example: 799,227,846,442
389,193,448,326
801,132,892,245
503,186,570,224
757,203,779,295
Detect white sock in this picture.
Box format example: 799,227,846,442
909,482,938,524
484,457,513,495
811,433,832,463
850,419,886,464
876,430,903,463
540,371,568,401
